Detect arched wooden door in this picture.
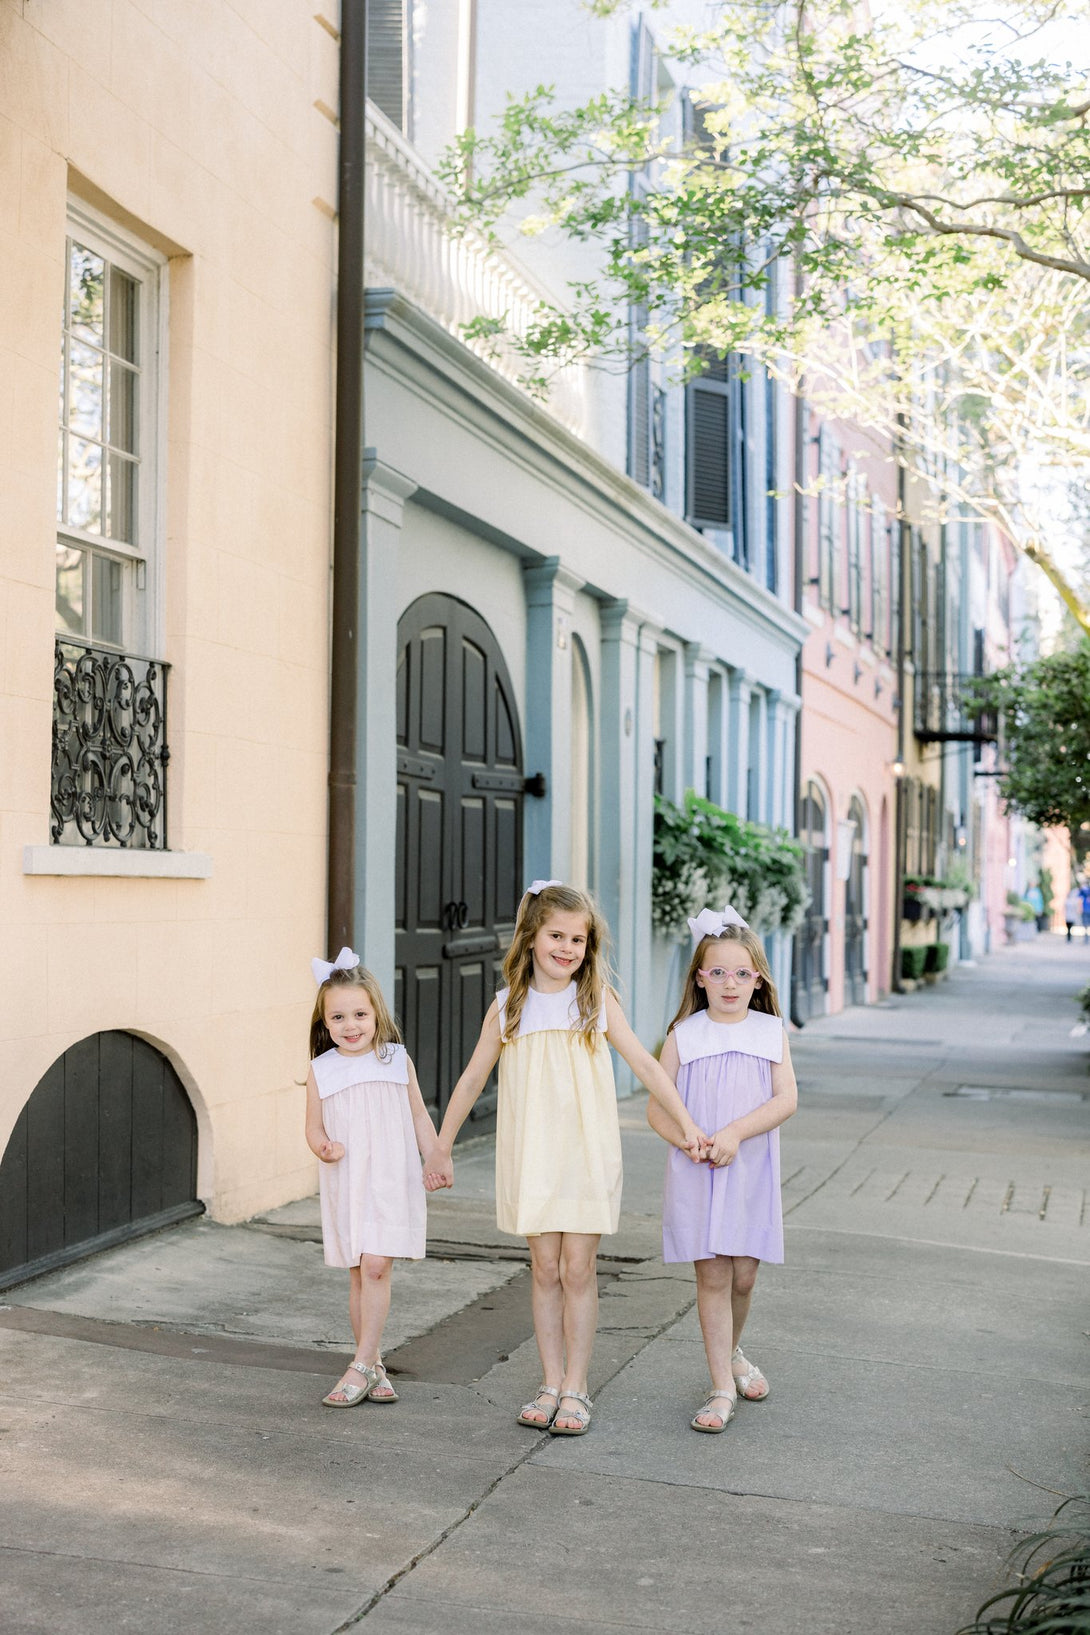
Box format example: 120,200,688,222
843,795,868,1006
792,781,828,1023
395,594,524,1128
0,1031,201,1291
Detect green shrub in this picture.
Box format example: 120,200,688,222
901,946,927,981
956,1495,1090,1635
651,791,809,939
925,942,950,974
1077,982,1090,1024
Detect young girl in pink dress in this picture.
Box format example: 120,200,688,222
649,906,798,1433
305,949,447,1408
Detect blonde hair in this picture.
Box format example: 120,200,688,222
668,926,781,1034
309,964,401,1060
501,883,610,1048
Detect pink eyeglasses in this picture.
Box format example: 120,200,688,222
698,966,758,983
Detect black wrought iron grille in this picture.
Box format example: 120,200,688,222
51,638,169,847
914,671,999,744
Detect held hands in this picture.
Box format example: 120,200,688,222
704,1125,741,1169
680,1120,710,1165
423,1146,454,1192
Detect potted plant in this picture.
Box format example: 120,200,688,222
1037,867,1054,933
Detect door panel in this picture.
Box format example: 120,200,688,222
396,594,524,1124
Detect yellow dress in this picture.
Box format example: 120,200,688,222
495,983,622,1236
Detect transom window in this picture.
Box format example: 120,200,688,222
56,210,161,655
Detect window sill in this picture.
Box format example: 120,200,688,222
23,845,212,879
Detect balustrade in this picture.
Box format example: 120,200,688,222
365,108,587,436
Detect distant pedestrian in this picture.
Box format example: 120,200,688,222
649,906,798,1433
426,881,705,1437
1063,886,1082,943
305,951,447,1408
1081,882,1090,940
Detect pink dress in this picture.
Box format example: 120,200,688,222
661,1009,785,1264
313,1044,426,1265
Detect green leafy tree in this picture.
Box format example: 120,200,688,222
440,0,1090,631
972,645,1090,837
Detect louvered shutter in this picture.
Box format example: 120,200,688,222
368,0,406,131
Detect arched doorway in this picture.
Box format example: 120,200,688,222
0,1031,201,1291
792,780,828,1023
843,794,869,1006
395,594,524,1128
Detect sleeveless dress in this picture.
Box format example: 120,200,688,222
312,1043,426,1265
495,984,622,1237
662,1009,785,1264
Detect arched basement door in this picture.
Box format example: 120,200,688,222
0,1031,202,1292
395,593,524,1129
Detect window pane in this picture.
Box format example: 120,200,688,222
108,360,137,452
56,543,85,635
107,452,137,544
108,266,139,363
90,553,124,646
68,340,104,439
69,243,105,345
67,438,103,531
57,431,66,523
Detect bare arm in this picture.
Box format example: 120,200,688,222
605,993,705,1161
646,1031,693,1150
705,1031,799,1167
426,1001,504,1187
304,1068,344,1163
405,1057,450,1192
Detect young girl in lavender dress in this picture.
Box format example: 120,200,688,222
649,906,798,1433
305,949,447,1409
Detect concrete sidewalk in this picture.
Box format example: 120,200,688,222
1,934,1087,1634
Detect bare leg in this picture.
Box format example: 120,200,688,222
693,1256,736,1428
522,1233,564,1423
554,1232,601,1429
325,1254,395,1404
729,1256,769,1398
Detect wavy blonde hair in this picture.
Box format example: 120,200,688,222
667,927,781,1034
309,965,401,1060
500,883,610,1048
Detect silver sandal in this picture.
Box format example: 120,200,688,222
549,1390,593,1436
690,1389,737,1433
731,1345,770,1401
366,1361,399,1403
322,1359,381,1408
517,1385,561,1428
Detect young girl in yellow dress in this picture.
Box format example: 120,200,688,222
427,882,706,1436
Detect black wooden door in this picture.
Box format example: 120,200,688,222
0,1031,202,1291
395,594,523,1126
791,782,828,1024
843,796,868,1006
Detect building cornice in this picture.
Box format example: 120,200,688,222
365,288,808,655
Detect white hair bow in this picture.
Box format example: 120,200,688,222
311,946,361,985
686,905,749,943
527,879,563,896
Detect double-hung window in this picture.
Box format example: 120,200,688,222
52,204,168,850
57,208,162,657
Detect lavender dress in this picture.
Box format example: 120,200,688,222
662,1009,785,1264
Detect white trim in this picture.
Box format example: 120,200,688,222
62,198,167,660
23,846,212,879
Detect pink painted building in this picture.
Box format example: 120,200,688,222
793,410,901,1019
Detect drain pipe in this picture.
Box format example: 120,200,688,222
327,1,366,955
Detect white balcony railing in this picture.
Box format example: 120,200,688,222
365,106,588,437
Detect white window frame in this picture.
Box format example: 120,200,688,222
58,199,167,660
